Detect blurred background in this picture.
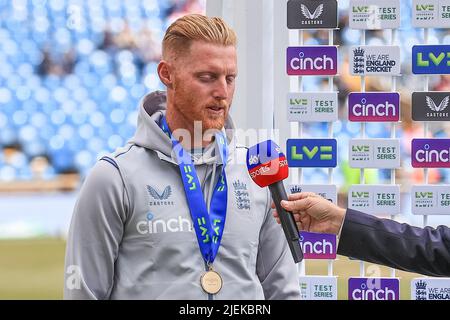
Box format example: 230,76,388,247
0,0,449,299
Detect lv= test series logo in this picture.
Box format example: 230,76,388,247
287,0,338,29
412,0,450,28
287,46,337,76
349,0,400,29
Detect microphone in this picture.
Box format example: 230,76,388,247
246,140,303,263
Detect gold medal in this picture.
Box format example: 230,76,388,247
200,268,223,295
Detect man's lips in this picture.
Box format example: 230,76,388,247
207,105,225,111
206,105,226,115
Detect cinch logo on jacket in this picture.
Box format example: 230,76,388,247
136,212,193,235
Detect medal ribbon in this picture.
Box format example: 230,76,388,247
160,116,228,265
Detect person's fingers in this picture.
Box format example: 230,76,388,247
287,192,318,201
272,209,279,218
300,215,311,231
292,212,302,223
281,196,313,212
270,201,275,209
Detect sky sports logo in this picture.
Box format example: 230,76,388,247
246,140,288,187
299,231,336,259
412,45,450,74
287,46,337,76
412,139,450,168
348,92,400,122
349,278,400,300
287,0,338,29
286,139,337,168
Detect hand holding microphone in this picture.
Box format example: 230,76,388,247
246,140,303,263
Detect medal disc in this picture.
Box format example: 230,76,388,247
200,270,223,294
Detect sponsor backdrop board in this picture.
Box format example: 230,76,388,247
412,91,450,121
298,231,337,260
287,46,338,76
411,185,450,215
348,92,400,122
299,276,338,300
348,184,401,215
349,0,401,30
349,277,400,300
287,0,338,29
349,139,401,168
411,278,450,300
289,184,337,204
411,138,450,168
287,92,338,122
412,45,450,74
412,0,450,28
287,139,337,168
350,45,401,76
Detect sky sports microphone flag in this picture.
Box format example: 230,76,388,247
246,140,303,263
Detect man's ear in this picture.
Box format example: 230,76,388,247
157,60,173,89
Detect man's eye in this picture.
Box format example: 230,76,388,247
199,75,214,81
226,76,235,84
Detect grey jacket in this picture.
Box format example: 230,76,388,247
64,91,300,300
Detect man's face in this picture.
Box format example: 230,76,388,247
169,41,237,132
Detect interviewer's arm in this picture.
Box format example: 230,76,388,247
338,209,450,277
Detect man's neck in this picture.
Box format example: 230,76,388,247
165,109,215,149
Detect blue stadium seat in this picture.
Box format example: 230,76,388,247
0,0,195,177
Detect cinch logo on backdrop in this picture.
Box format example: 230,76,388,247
348,92,400,122
412,139,450,168
412,91,450,121
287,46,338,76
348,278,400,300
299,231,336,259
412,45,450,74
286,138,337,167
287,0,338,29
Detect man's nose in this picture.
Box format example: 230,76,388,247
213,78,228,100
